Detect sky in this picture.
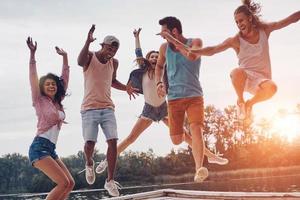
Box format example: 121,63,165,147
0,0,299,157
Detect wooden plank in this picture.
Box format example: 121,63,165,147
110,189,300,200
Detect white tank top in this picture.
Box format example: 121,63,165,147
142,73,165,107
39,110,65,144
238,29,272,79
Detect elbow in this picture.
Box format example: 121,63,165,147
187,54,199,61
77,58,84,67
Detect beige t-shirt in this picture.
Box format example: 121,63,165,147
81,52,114,111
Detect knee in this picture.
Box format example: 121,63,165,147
230,68,245,79
189,123,203,136
170,135,184,145
268,83,277,95
262,81,277,96
57,178,71,190
67,178,75,191
63,179,75,193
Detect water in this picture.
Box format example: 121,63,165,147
1,175,299,200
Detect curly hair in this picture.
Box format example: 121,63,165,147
39,73,66,108
234,0,264,28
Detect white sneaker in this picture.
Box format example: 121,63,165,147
208,156,229,165
104,179,121,197
194,167,208,183
96,159,108,174
85,160,95,185
237,102,246,120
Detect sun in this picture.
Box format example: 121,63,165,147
271,115,300,142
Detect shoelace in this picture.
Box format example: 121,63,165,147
77,161,100,174
111,180,122,190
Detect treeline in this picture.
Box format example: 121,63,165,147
1,104,300,194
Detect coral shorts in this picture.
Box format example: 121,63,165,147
167,96,204,136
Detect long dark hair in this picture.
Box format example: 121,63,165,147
137,50,159,79
234,0,265,28
39,73,66,109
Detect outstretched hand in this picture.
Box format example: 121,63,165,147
55,46,67,56
126,82,139,100
26,37,37,53
87,24,96,43
133,28,142,38
157,31,180,46
156,31,172,41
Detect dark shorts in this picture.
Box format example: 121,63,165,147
28,136,58,166
140,101,168,122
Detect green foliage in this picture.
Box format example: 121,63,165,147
1,104,300,194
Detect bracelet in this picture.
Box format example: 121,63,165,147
156,81,163,86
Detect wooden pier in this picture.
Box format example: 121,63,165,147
110,189,300,200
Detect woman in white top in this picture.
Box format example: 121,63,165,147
162,0,300,124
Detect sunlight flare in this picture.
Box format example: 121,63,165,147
271,115,300,142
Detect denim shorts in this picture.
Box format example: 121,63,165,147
81,108,118,142
28,136,58,166
140,101,168,122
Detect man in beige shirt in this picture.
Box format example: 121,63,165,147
77,24,137,197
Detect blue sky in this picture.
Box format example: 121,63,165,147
0,0,299,157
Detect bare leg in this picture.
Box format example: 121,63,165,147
189,122,204,171
230,68,247,104
55,159,75,200
162,117,224,161
34,157,72,200
106,139,117,181
162,116,184,145
117,118,152,155
84,141,95,166
246,80,277,108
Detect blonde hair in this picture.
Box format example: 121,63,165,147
234,0,265,28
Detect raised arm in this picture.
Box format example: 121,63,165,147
133,28,145,66
77,25,96,70
265,11,300,36
155,43,167,98
55,47,70,91
134,28,142,52
26,37,40,104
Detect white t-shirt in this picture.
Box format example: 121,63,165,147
39,110,65,144
142,73,165,107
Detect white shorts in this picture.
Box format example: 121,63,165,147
244,70,271,95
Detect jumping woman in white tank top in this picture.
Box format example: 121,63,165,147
165,0,300,124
